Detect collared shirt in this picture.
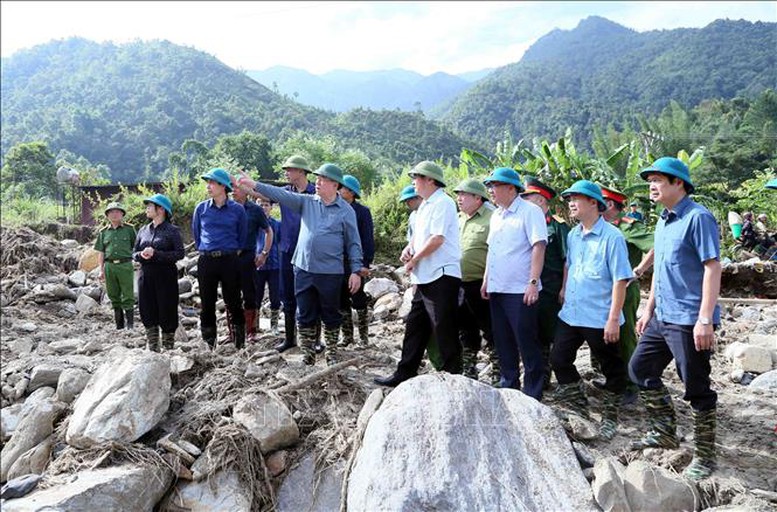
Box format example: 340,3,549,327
626,211,644,221
255,183,363,274
486,196,547,293
133,221,185,265
350,200,375,268
411,188,461,285
94,223,136,260
257,216,281,271
191,198,247,252
653,196,721,325
406,210,417,243
612,214,654,268
559,216,634,329
541,215,570,297
240,199,269,252
278,182,315,253
459,204,492,282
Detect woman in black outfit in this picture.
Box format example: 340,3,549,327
133,194,185,351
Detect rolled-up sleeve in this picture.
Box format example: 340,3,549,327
256,183,304,213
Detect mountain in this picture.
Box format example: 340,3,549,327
439,17,777,148
246,66,482,112
1,39,473,182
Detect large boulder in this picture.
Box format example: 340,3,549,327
724,342,773,374
28,364,64,392
347,374,597,511
66,349,171,448
2,464,173,512
749,369,777,391
1,398,63,482
6,435,53,480
78,248,102,272
277,453,344,512
592,457,632,512
160,469,251,512
55,367,91,403
623,460,700,511
364,278,399,300
232,393,299,453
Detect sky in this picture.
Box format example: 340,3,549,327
1,1,775,75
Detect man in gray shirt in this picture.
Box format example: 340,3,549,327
237,164,363,366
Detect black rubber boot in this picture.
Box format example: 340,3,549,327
201,326,217,350
275,314,297,352
124,309,134,329
232,323,245,350
114,308,125,330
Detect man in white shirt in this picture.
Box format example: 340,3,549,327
375,161,462,386
481,167,548,400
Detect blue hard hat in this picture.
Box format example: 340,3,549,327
765,178,777,190
639,157,694,193
483,167,524,191
561,180,607,211
143,194,173,219
201,168,233,192
342,174,362,198
398,185,419,202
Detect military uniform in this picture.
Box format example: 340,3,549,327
95,213,136,329
537,213,569,384
611,213,653,364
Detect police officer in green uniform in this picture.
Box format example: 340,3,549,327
521,178,569,388
95,202,137,329
600,185,655,402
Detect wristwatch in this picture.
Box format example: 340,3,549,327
528,278,538,286
698,316,711,325
261,250,269,256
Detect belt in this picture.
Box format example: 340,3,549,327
108,258,132,264
201,250,239,258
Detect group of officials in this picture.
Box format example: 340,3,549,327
95,154,723,481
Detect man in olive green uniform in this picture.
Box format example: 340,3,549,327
454,178,500,385
95,202,137,329
521,178,569,388
600,185,655,401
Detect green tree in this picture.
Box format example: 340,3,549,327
1,141,58,198
212,130,274,179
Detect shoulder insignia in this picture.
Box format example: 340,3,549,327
552,214,566,224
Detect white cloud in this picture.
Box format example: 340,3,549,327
1,1,774,75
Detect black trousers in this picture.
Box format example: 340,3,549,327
138,263,179,333
396,274,462,378
197,253,244,329
629,318,717,411
551,319,628,394
279,250,297,315
238,251,257,310
254,269,281,310
458,279,493,351
340,273,368,311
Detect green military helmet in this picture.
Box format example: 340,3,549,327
282,154,312,173
104,202,126,216
408,160,446,187
312,163,346,186
453,178,489,201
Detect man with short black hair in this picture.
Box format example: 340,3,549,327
630,157,722,481
374,161,462,386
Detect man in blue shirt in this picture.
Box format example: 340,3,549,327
255,200,282,335
338,175,375,347
233,184,272,342
237,164,363,366
550,180,633,440
192,168,248,349
629,157,722,481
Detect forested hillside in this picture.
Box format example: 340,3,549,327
0,39,472,182
439,17,777,148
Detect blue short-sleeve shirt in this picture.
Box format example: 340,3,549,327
559,216,634,329
653,196,721,325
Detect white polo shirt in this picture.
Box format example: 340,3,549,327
411,188,462,285
486,195,548,293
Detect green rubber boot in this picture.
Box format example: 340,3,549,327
599,390,620,440
462,347,479,379
555,381,590,418
683,408,717,480
356,308,370,346
298,325,317,366
324,325,340,366
161,331,175,350
145,326,160,352
630,387,680,450
339,309,354,347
